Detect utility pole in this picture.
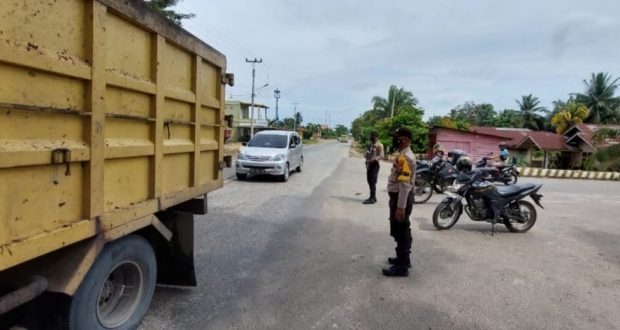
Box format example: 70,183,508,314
292,102,299,132
274,89,281,122
246,58,262,137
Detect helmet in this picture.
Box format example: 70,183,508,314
455,156,472,172
433,144,444,153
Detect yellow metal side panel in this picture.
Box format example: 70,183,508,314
0,63,86,110
105,118,152,140
0,110,85,141
201,126,218,141
105,86,153,118
87,1,107,218
104,117,154,159
0,0,87,60
105,13,153,83
164,98,193,122
165,124,193,141
199,151,216,184
200,106,219,125
104,157,152,212
163,154,191,194
0,164,85,246
162,42,193,92
198,60,219,101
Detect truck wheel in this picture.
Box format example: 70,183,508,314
66,235,156,330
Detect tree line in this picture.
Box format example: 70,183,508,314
352,72,620,154
427,72,620,134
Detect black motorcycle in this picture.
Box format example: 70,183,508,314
432,171,544,233
475,157,519,185
419,158,458,191
412,160,433,204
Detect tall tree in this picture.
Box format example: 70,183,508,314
516,94,547,130
449,102,497,127
371,85,419,118
145,0,195,26
495,109,521,128
550,102,589,134
574,72,620,124
294,112,303,126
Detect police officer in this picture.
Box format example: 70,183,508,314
363,131,384,204
383,127,416,277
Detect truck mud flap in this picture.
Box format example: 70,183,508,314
154,211,197,287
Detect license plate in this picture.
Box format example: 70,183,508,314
250,168,265,174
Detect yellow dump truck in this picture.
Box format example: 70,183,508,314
0,0,233,328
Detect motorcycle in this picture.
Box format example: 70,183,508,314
475,157,519,185
432,170,544,234
412,160,433,204
413,150,469,204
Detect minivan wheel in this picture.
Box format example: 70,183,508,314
281,164,289,182
296,157,303,172
236,173,247,180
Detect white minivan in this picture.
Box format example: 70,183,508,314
235,130,303,182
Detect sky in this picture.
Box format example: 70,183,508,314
174,0,620,128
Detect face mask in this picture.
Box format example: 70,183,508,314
392,136,400,150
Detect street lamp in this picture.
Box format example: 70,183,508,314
274,89,281,121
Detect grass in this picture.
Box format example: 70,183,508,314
303,139,319,145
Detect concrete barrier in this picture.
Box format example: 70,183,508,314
517,167,620,181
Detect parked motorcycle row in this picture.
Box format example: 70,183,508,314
412,150,544,234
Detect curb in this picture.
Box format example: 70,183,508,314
517,167,620,181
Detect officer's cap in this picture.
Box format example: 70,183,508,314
393,127,413,140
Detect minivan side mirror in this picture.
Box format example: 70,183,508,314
289,143,296,149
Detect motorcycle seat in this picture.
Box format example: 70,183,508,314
496,183,536,197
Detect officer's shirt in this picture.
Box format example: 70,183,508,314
387,147,416,209
366,141,384,163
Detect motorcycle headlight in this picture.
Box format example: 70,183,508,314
237,153,246,160
271,154,285,161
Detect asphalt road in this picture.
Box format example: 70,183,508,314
142,141,620,330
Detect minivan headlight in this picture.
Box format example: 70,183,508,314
271,154,285,161
237,153,246,160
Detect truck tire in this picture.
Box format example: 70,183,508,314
65,235,157,330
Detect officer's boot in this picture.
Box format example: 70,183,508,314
382,264,409,277
363,190,376,204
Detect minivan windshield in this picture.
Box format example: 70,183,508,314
247,134,288,148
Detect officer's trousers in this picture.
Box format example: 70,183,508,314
388,191,414,266
366,163,380,197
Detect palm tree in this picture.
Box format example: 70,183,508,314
516,94,548,130
550,102,589,134
574,72,620,124
371,85,418,118
593,127,620,142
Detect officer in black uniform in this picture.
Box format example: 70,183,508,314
383,128,416,277
363,131,384,204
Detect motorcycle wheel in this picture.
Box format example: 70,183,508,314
504,200,537,233
432,201,462,230
502,173,518,185
413,178,433,204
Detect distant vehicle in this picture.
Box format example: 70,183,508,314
236,130,303,182
339,135,348,143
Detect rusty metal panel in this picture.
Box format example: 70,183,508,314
0,0,226,272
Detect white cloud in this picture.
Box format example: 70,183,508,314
179,0,620,126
